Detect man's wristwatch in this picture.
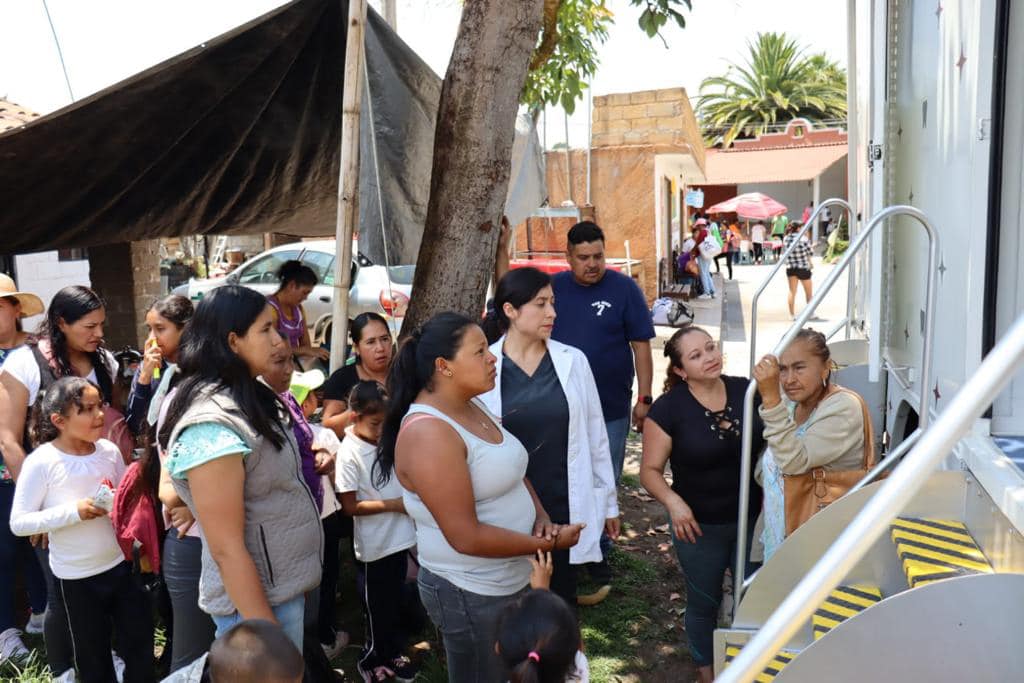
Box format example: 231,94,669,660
640,395,653,405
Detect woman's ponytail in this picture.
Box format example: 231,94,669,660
508,659,541,683
374,312,476,487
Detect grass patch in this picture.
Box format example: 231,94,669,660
619,472,641,489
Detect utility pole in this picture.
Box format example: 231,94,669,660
329,0,368,373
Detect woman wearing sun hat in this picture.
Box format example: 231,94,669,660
0,274,43,365
0,273,46,667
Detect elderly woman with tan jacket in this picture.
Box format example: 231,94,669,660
753,328,869,557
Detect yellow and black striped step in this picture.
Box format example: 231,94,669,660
890,517,994,588
724,643,796,682
811,584,883,640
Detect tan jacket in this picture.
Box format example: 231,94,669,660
760,390,866,475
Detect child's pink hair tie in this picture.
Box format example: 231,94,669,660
527,651,541,663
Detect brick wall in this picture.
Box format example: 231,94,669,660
88,240,163,350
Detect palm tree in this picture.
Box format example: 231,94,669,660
697,33,847,146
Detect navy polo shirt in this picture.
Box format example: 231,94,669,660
551,269,655,421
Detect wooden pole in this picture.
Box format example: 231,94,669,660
330,0,368,373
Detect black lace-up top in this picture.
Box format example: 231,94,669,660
647,375,765,523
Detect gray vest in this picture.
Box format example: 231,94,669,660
168,386,323,616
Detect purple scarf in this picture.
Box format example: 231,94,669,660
282,391,323,509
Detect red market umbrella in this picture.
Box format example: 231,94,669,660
706,192,787,219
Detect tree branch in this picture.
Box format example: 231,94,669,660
529,0,562,71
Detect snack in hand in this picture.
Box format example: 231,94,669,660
92,478,115,512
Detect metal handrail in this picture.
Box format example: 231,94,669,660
719,312,1024,682
748,198,854,372
825,316,850,341
846,428,922,496
734,205,940,612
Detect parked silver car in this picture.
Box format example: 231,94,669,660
171,240,414,341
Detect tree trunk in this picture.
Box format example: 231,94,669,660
401,0,544,335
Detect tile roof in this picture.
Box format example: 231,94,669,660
0,99,41,133
702,144,848,185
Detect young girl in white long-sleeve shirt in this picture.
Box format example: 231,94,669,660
9,377,153,683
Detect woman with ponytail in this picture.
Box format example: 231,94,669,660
376,312,583,682
639,326,764,683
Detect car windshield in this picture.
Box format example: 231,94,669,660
386,265,416,285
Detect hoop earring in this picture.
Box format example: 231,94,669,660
822,377,828,388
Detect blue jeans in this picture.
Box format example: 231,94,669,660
211,594,305,651
418,568,526,682
163,534,215,673
698,256,715,296
597,418,630,564
671,521,756,667
0,483,46,632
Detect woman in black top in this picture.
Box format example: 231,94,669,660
640,326,764,683
321,313,393,438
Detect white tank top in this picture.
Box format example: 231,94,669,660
401,401,534,596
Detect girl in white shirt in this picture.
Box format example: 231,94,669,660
336,381,419,682
9,377,153,683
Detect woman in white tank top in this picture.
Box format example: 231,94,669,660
375,313,583,683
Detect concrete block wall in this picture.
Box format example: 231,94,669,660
13,252,91,332
591,87,705,170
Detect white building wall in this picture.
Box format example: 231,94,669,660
14,251,91,330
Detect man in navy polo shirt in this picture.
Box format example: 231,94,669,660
550,221,655,601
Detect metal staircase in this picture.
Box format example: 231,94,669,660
713,202,1024,681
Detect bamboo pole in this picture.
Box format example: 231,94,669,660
330,0,368,374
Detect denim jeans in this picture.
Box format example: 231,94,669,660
595,417,629,570
0,483,46,631
670,520,756,667
418,567,526,682
698,256,715,296
211,593,305,651
163,533,215,673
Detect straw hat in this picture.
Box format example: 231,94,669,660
0,274,44,317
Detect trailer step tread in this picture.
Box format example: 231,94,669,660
891,517,994,588
811,584,882,640
724,643,798,682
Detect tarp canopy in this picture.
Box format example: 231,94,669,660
0,0,543,266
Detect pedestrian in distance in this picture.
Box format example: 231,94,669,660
480,267,620,608
750,220,767,264
782,222,818,321
376,312,583,682
11,377,154,683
